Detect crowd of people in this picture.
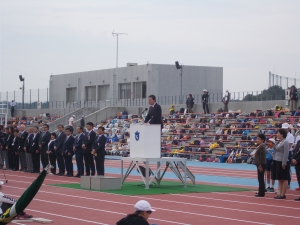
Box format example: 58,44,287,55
253,123,300,201
0,122,106,178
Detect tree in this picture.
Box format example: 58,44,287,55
243,85,285,101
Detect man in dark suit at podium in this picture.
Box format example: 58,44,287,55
144,95,163,129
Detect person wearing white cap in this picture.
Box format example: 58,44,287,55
281,123,294,188
68,115,75,133
202,89,209,114
116,200,155,225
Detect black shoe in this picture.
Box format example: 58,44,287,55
58,173,64,176
91,173,95,176
67,175,74,177
255,194,264,197
274,195,286,199
85,174,90,176
12,169,17,171
294,197,300,201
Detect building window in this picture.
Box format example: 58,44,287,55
119,83,131,99
133,82,147,99
98,85,109,101
66,88,77,102
85,86,96,101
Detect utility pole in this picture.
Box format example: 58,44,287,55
19,75,25,109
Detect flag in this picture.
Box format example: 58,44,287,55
0,165,50,224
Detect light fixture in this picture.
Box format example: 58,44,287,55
135,76,139,80
124,78,126,81
102,79,105,83
89,81,92,84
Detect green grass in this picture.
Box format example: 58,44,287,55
50,181,251,195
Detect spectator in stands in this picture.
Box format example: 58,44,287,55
68,115,75,133
186,94,194,113
116,200,155,225
18,124,28,172
144,95,163,129
74,126,85,178
30,126,41,173
272,129,289,199
24,127,33,173
10,100,16,117
80,116,85,128
0,126,5,169
266,138,276,192
54,125,66,176
82,122,96,176
169,104,175,115
39,124,50,169
292,137,300,193
202,89,209,114
281,123,294,188
63,127,74,177
47,132,57,174
254,134,266,197
222,90,230,112
290,85,298,112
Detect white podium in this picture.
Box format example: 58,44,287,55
130,124,161,158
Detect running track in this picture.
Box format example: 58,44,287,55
3,159,299,225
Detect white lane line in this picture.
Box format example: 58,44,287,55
8,193,271,225
215,191,300,198
7,194,189,225
171,193,300,210
10,185,300,220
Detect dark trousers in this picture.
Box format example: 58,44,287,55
19,151,27,170
40,150,49,169
8,149,14,169
12,153,19,170
95,155,105,176
75,152,84,176
84,149,95,175
11,107,15,117
32,152,40,172
202,103,209,114
224,104,228,112
49,154,57,174
257,164,266,196
64,154,73,176
295,164,300,187
56,152,65,174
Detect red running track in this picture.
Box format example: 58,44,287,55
3,169,300,225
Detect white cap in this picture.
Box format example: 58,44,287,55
268,138,276,144
72,115,75,117
82,115,85,118
0,181,4,186
134,200,156,212
297,123,300,127
203,89,207,92
282,123,289,129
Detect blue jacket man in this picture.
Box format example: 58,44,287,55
63,127,74,177
73,126,85,177
54,125,66,176
92,126,106,176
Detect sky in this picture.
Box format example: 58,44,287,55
1,0,300,97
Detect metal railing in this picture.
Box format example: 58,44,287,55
1,89,286,110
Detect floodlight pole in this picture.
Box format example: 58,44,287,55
112,31,128,104
112,31,128,69
180,65,183,104
22,78,25,109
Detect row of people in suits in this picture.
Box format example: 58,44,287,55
0,122,107,177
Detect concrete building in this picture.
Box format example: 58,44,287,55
49,63,223,106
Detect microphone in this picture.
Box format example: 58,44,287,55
141,108,148,114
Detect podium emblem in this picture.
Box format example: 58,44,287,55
135,131,140,141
